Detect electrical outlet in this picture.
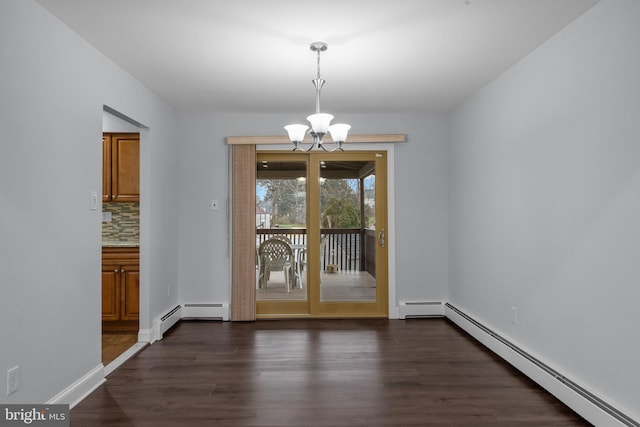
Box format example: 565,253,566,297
7,366,20,396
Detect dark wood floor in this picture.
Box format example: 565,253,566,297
72,319,590,426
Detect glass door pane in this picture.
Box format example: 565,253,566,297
318,159,377,302
256,156,308,308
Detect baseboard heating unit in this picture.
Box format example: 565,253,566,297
182,303,230,321
151,304,182,342
398,301,444,319
152,303,230,342
444,303,639,427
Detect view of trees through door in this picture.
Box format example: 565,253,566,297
255,151,388,318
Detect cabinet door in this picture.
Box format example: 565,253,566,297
101,265,120,321
121,266,140,320
102,134,112,202
111,134,140,202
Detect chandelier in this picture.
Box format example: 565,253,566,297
284,42,351,151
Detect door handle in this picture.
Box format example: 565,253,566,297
377,229,385,248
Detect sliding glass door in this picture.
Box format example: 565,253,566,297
256,151,387,318
255,153,309,315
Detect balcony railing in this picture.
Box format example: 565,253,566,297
256,228,375,274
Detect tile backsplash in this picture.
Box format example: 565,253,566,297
102,202,139,243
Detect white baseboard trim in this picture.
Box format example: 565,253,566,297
445,303,638,427
104,342,148,377
138,328,153,344
398,301,444,318
47,365,105,409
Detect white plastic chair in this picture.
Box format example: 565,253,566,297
258,238,295,293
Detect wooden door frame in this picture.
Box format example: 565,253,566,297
254,152,311,317
308,151,388,318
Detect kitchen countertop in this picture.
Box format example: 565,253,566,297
102,241,140,248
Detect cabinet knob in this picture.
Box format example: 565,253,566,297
114,269,118,273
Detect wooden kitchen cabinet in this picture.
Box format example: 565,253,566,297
102,134,112,202
121,265,140,320
101,264,119,321
103,133,139,202
102,247,139,322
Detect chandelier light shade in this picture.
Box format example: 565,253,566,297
306,113,333,134
328,123,351,145
284,124,309,150
285,42,351,151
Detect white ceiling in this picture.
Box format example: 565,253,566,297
36,0,598,114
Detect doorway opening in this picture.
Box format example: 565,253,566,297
101,108,146,372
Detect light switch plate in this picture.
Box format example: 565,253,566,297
90,191,98,210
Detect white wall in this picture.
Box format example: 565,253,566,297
103,110,140,133
448,0,640,419
176,113,449,307
0,0,179,404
